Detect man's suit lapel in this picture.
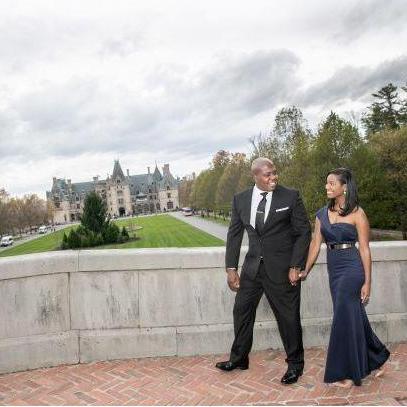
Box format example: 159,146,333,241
241,187,253,228
263,185,283,230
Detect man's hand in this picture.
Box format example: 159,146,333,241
226,268,240,292
288,267,301,286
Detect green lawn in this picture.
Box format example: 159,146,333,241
0,215,224,258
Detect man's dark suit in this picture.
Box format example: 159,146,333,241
226,184,311,370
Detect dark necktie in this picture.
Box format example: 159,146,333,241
255,192,268,234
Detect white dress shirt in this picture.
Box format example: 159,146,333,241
250,185,273,228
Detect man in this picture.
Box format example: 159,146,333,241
215,157,311,385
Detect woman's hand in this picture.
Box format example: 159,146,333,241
361,282,371,304
298,269,309,280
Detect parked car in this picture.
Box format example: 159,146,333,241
182,207,193,216
38,225,47,234
1,236,14,247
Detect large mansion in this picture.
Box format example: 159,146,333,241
47,161,180,223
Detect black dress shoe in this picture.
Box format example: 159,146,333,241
215,358,249,371
281,368,303,384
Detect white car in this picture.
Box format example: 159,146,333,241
38,225,47,234
1,236,14,247
182,207,193,216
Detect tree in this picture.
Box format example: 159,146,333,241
369,127,407,239
80,192,108,234
362,83,401,135
215,153,248,210
189,151,231,212
306,112,363,216
178,178,195,208
399,83,407,126
190,169,212,210
250,106,311,171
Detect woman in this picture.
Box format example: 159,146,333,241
297,168,389,388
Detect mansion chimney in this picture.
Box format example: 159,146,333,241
127,169,130,177
148,166,151,174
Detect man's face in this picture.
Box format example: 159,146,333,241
253,165,278,192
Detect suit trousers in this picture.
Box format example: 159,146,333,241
230,262,304,370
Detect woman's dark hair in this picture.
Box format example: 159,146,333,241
327,167,359,216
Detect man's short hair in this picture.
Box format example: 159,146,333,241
251,157,275,174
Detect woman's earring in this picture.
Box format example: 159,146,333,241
344,190,347,196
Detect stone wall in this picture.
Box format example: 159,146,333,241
0,243,406,374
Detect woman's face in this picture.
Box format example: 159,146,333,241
325,174,346,199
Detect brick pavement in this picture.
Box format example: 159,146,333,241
0,343,406,405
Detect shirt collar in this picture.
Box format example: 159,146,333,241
253,184,272,197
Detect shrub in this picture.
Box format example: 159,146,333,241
121,226,129,239
67,229,81,249
61,232,68,249
102,223,120,244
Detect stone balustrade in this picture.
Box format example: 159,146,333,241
0,242,406,374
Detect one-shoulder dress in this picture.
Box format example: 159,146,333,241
316,206,389,386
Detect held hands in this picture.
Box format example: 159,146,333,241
288,268,308,286
226,268,240,292
361,282,371,304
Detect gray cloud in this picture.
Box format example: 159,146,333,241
198,50,300,115
0,49,302,163
296,55,407,108
333,0,407,42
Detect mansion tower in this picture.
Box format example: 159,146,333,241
47,161,180,223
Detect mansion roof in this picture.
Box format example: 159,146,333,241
47,161,179,201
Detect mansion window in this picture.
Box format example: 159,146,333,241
117,190,123,195
118,198,124,204
166,186,170,190
77,204,80,209
167,201,173,209
167,193,171,198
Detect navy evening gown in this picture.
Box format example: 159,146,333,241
316,206,389,386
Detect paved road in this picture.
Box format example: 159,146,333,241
0,223,74,253
170,212,248,245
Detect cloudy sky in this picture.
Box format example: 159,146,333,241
1,0,407,198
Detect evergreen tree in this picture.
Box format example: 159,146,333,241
362,83,401,135
80,191,107,233
399,83,407,125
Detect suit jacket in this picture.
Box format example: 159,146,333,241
225,185,311,283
